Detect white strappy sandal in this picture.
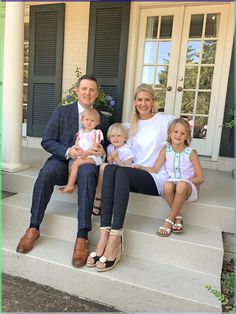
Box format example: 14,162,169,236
172,216,183,233
157,218,174,237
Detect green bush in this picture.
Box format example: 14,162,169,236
223,109,234,129
206,272,234,313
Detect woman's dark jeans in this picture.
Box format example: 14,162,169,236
100,165,159,229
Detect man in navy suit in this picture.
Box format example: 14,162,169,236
16,75,109,267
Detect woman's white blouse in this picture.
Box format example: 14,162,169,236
127,113,174,166
126,113,175,194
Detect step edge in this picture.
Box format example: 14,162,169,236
2,247,221,309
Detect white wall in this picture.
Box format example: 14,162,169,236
62,2,90,92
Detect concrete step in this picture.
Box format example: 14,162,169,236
3,167,234,231
2,224,221,312
3,193,223,276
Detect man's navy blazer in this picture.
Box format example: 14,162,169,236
41,102,110,161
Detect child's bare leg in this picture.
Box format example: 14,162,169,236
163,181,176,207
169,181,192,232
60,160,81,193
93,163,107,215
167,181,192,221
159,181,191,236
158,182,176,235
61,159,95,193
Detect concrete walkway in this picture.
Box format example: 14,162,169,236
2,273,118,312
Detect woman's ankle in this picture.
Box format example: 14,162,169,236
95,229,110,255
103,235,121,260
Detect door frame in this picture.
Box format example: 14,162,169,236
123,1,234,161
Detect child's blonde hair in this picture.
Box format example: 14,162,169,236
107,123,128,140
167,118,192,146
81,108,100,125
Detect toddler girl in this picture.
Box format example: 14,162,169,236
60,108,103,194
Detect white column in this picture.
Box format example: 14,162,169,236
2,2,29,172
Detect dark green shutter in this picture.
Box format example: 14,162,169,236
87,2,130,123
219,46,234,157
27,3,65,137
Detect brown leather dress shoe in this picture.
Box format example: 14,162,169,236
16,228,40,254
72,238,89,268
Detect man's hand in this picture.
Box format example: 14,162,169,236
79,150,89,159
88,143,105,158
68,145,83,160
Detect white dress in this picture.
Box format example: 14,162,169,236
126,113,175,195
165,145,198,202
74,129,104,166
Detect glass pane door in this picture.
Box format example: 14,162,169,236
179,13,220,139
141,15,173,111
135,7,184,114
174,5,228,155
135,4,230,156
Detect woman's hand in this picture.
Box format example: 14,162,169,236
131,164,143,169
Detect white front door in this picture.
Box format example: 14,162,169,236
135,4,231,156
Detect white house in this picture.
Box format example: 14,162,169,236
1,2,234,312
2,1,234,173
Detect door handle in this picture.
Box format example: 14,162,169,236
177,86,183,92
166,86,172,91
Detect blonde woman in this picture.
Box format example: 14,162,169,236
88,84,175,272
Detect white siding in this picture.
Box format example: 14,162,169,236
62,2,90,92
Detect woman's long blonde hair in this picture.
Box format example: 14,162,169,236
129,84,158,136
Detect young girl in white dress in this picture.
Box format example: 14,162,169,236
92,123,134,216
134,118,204,236
60,108,104,194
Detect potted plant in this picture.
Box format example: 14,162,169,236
61,66,116,115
